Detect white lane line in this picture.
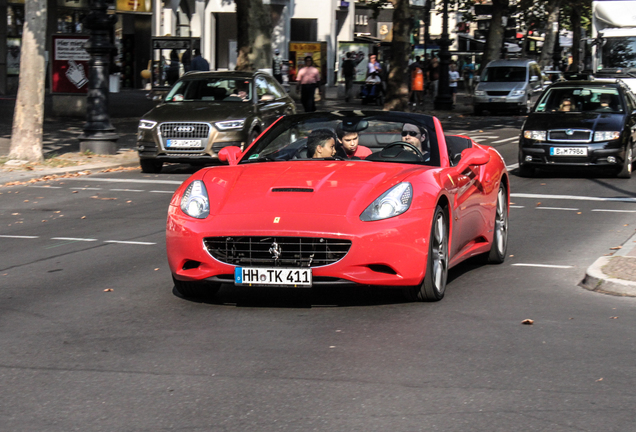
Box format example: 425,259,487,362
592,209,636,213
51,237,98,242
511,193,636,203
0,235,39,239
28,186,63,189
64,178,183,185
537,206,579,211
510,205,525,208
109,189,145,192
150,190,175,194
104,240,156,245
512,263,574,269
491,136,518,144
507,163,519,170
71,187,102,191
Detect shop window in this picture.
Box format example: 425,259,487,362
291,19,317,42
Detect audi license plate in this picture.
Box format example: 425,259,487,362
166,139,201,148
234,267,312,287
550,147,587,156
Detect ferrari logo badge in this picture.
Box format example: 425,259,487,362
269,241,282,260
273,217,280,223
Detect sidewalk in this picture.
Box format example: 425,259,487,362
2,86,635,297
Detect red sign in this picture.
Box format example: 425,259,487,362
52,35,90,94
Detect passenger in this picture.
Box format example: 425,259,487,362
401,123,429,154
306,128,337,158
336,126,372,159
558,97,573,112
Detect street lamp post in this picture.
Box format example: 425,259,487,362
434,0,453,110
79,0,119,154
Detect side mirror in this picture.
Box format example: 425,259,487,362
260,94,275,102
455,146,490,172
218,146,242,166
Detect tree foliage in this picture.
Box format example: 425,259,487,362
235,0,272,71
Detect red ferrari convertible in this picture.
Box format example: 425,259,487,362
167,111,509,302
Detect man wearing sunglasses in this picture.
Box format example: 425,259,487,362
401,123,429,154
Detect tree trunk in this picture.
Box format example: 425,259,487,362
9,0,47,162
539,0,561,68
383,0,410,111
570,6,582,72
480,0,509,72
235,0,272,71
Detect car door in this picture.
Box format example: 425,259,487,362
255,75,287,127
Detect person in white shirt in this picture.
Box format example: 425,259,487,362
448,63,461,107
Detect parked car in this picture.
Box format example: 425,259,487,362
136,71,296,173
518,79,636,178
473,58,545,115
166,110,510,302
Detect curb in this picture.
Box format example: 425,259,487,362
580,232,636,297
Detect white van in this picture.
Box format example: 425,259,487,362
473,59,545,115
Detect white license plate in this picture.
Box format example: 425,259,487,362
166,139,202,148
550,147,588,156
234,267,312,287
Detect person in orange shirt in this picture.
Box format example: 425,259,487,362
410,56,425,109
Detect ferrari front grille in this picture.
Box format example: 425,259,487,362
160,122,210,139
204,236,352,267
548,129,592,143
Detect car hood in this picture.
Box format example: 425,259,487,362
199,162,433,218
143,101,255,122
524,112,625,131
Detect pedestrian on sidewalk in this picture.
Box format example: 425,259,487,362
428,55,440,98
341,52,357,103
462,58,475,95
409,56,425,109
449,63,460,108
295,56,321,112
190,49,210,71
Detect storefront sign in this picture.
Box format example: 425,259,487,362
116,0,152,13
51,35,90,94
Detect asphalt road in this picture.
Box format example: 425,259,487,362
2,122,636,431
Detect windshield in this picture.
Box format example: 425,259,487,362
534,86,624,113
240,114,440,166
601,37,636,69
165,78,252,102
481,66,526,82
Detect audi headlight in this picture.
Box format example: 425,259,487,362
138,119,157,130
215,120,245,130
523,130,546,141
594,131,621,142
360,182,413,221
180,180,210,219
474,90,486,96
510,90,526,96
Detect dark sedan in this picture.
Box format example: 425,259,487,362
136,71,296,173
518,79,636,178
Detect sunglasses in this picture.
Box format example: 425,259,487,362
402,130,420,137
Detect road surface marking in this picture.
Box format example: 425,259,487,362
104,240,156,245
512,263,574,269
64,178,183,185
150,190,175,194
511,193,636,203
591,209,636,213
0,235,39,239
71,187,102,191
506,163,519,170
491,136,518,144
51,237,98,242
109,189,145,192
537,206,579,211
29,186,63,189
510,205,525,208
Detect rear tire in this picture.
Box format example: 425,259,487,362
140,159,163,173
486,184,508,264
173,276,221,299
404,205,449,302
617,144,633,179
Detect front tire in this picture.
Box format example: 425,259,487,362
404,205,449,302
486,184,508,264
617,144,633,179
173,276,221,299
140,159,163,173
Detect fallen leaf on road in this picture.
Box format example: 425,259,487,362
610,246,622,250
72,191,78,193
90,196,117,200
610,316,618,319
596,378,603,382
81,216,86,219
154,268,159,271
536,202,541,206
104,288,113,292
521,319,534,325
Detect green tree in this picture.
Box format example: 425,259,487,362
9,0,47,162
235,0,272,71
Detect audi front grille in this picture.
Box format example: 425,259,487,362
160,122,211,139
204,236,352,267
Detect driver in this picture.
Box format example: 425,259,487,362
230,81,250,100
401,123,429,154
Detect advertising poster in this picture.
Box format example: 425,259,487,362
288,42,327,83
51,35,90,94
337,42,370,83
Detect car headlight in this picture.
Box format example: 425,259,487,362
474,90,486,96
180,180,210,219
594,131,621,142
215,120,245,130
510,90,526,96
523,130,547,141
138,119,157,130
360,182,413,221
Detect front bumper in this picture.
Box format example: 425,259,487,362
166,207,433,288
474,93,526,110
519,138,627,167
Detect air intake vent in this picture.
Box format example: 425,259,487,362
271,188,314,193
